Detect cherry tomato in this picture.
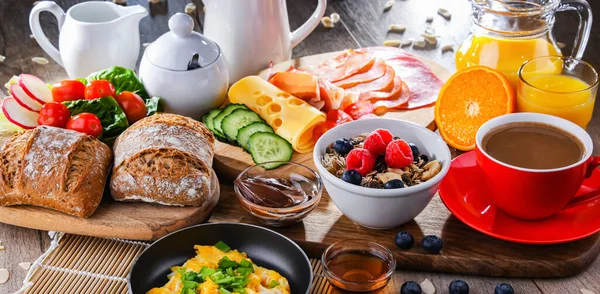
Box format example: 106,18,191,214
312,121,336,142
52,80,86,103
66,113,103,138
326,109,354,125
37,102,71,128
115,91,147,124
84,80,116,100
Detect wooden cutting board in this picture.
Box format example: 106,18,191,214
210,51,600,278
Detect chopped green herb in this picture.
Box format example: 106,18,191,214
239,259,252,269
200,266,216,280
268,280,280,288
215,277,235,285
233,288,246,294
215,241,231,253
218,256,238,270
183,280,199,289
218,288,232,294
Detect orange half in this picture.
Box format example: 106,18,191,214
435,66,515,151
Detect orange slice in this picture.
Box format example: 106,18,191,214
435,66,515,151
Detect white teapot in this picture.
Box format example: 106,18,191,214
203,0,327,82
139,13,229,120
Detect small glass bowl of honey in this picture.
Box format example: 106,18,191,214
321,239,396,292
234,161,323,227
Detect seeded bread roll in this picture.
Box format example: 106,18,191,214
0,126,113,218
110,113,216,206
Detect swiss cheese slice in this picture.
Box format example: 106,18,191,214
228,76,326,153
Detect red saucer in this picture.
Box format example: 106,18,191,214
439,151,600,244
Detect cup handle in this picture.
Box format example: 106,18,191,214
29,1,65,66
290,0,327,48
563,156,600,210
556,0,593,59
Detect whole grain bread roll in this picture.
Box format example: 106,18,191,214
0,126,113,218
110,113,216,206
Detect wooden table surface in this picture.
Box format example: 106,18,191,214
1,0,600,293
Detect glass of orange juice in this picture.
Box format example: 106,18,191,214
517,56,598,129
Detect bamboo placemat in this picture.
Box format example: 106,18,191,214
15,233,333,294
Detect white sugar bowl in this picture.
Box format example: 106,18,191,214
139,13,228,120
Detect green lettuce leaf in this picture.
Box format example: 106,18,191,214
87,66,149,98
145,96,163,116
63,97,129,144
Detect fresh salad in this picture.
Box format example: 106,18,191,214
2,66,161,144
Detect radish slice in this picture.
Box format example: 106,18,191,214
19,74,52,104
10,84,42,112
2,97,39,129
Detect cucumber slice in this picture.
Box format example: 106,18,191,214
247,132,293,169
213,104,248,139
236,122,274,151
202,109,228,142
221,109,264,142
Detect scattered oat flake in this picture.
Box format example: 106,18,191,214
384,0,394,11
0,269,8,284
580,290,597,294
19,262,31,271
425,27,435,35
330,13,340,24
388,24,407,33
185,2,196,14
0,55,5,63
413,40,427,49
384,40,402,47
438,8,452,20
420,278,435,294
401,40,413,47
426,16,434,23
32,57,49,65
321,16,334,28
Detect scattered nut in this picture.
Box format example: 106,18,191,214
558,42,566,49
426,16,434,23
420,278,436,294
0,269,8,284
424,27,435,35
441,44,454,53
438,8,452,20
184,2,196,14
384,39,402,47
0,55,5,63
421,160,442,181
321,16,334,28
413,40,427,49
580,290,597,294
384,0,394,11
401,40,413,47
421,33,438,46
31,57,49,65
18,262,31,271
330,13,340,24
388,24,407,33
378,172,404,183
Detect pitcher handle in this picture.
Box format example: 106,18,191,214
29,1,65,66
290,0,327,48
557,0,593,59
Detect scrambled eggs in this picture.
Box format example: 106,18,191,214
147,244,290,294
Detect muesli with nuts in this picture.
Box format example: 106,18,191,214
321,128,442,189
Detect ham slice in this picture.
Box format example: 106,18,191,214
358,76,404,102
346,65,396,93
300,50,376,82
334,58,387,89
373,81,410,114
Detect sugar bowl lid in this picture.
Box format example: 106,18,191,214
146,13,220,71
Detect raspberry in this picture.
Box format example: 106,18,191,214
363,129,393,155
345,148,376,176
385,139,413,168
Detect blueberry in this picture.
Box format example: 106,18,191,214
421,235,443,254
494,283,514,294
408,143,420,161
419,154,429,164
384,179,404,189
394,232,414,249
342,170,362,185
400,281,422,294
333,138,353,155
449,280,469,294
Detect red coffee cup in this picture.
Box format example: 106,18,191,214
475,113,600,220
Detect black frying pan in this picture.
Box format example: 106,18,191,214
128,222,313,293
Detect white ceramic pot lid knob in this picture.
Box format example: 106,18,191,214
146,12,220,71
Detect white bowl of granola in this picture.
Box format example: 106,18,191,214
313,118,451,229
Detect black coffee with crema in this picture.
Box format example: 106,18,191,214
483,122,584,170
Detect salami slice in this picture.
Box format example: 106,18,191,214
345,65,396,93
334,58,387,89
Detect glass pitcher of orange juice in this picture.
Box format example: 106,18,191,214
456,0,592,87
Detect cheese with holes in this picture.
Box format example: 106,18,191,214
228,76,326,153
